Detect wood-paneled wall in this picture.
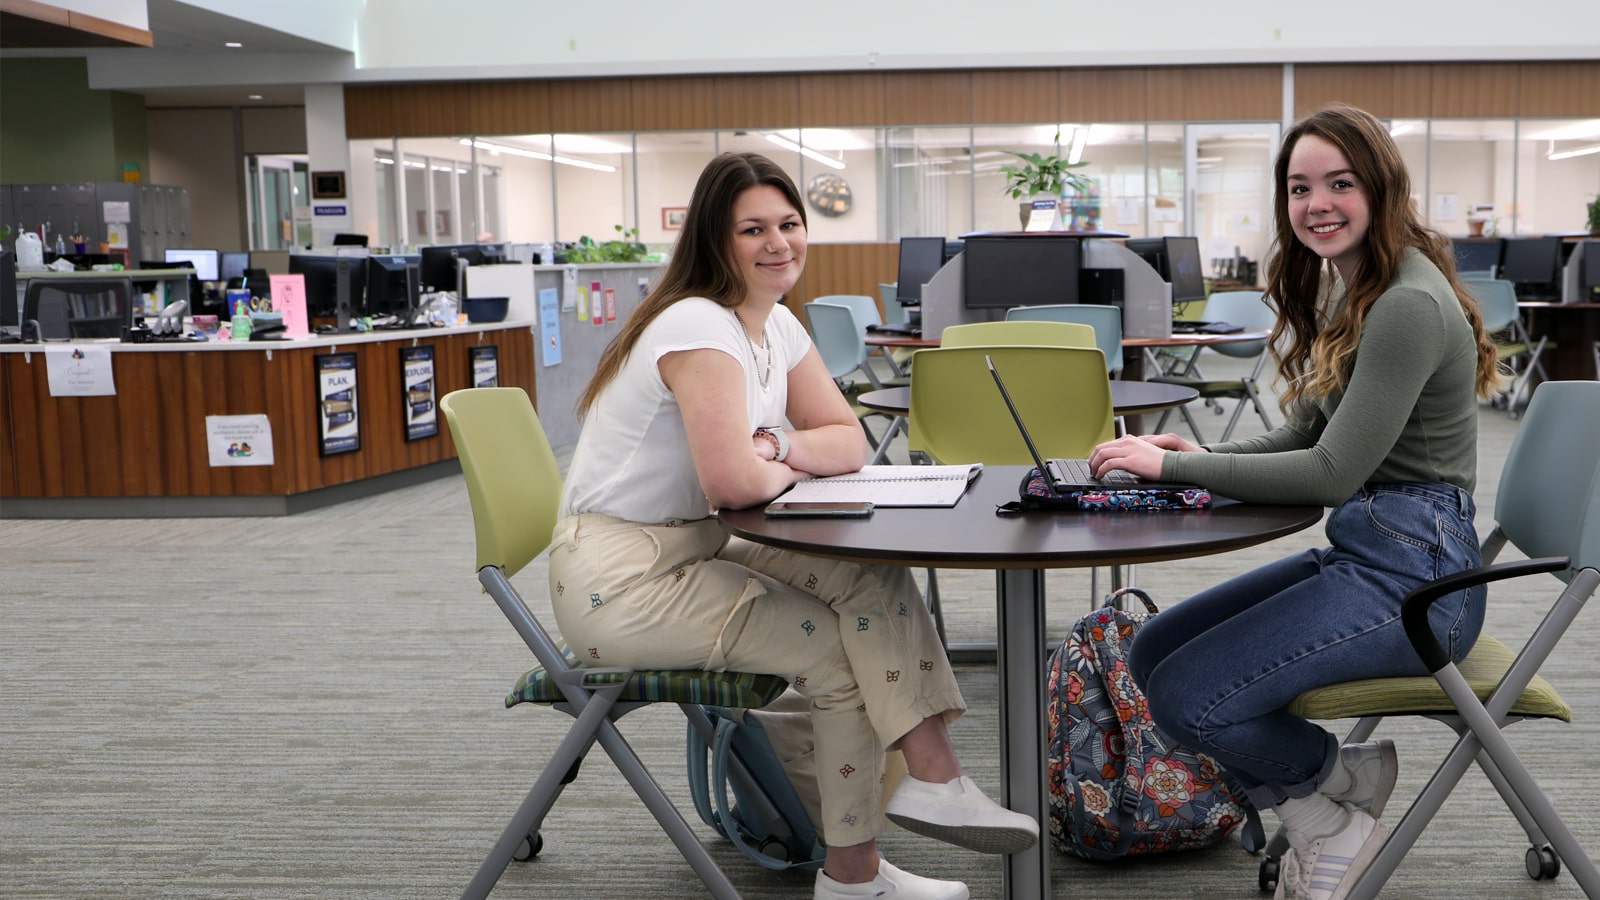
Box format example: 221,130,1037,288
797,243,899,311
0,326,535,499
347,61,1600,140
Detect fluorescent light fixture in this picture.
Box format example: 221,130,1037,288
1389,123,1415,137
247,94,263,100
225,41,243,48
458,138,615,173
1547,143,1600,161
766,134,846,170
1067,127,1089,165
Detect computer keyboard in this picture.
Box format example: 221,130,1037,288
867,322,922,336
1050,458,1141,487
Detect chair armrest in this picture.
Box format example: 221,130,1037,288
1401,556,1570,671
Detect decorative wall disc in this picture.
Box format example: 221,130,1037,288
806,173,852,217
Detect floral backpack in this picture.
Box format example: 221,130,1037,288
1046,588,1264,860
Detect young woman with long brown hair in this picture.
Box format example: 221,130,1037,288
1087,105,1501,899
550,152,1036,900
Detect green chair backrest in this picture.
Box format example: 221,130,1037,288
1004,304,1123,373
440,388,563,579
1495,381,1600,578
940,319,1096,349
908,345,1114,465
1202,290,1274,360
804,301,871,381
1462,278,1520,333
813,294,882,329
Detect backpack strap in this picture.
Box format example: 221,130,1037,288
706,715,812,871
685,709,725,835
1082,602,1148,856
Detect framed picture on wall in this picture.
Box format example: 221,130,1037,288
662,207,687,230
311,171,346,199
400,345,438,441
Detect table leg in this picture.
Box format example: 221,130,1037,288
995,568,1048,900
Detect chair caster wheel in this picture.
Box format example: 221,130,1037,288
1258,855,1280,892
1525,844,1560,880
513,831,543,862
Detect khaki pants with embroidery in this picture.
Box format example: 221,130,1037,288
548,513,962,847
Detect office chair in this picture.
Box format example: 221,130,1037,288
804,301,908,459
1004,304,1124,376
22,277,135,340
1466,278,1548,419
1260,380,1600,898
440,388,788,900
908,344,1114,468
814,293,906,377
939,319,1095,350
1151,290,1275,443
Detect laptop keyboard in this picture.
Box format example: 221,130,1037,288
1048,458,1141,487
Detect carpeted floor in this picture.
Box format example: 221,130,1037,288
3,357,1595,899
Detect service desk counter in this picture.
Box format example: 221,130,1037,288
0,321,536,518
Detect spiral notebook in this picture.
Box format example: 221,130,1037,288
777,464,983,507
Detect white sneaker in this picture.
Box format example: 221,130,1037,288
813,859,969,900
884,775,1039,855
1324,740,1398,818
1278,803,1390,900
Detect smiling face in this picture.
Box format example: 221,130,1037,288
730,185,807,305
1285,134,1371,284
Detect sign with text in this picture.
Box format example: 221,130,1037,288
400,345,438,441
315,352,360,456
45,345,116,397
470,345,499,388
268,274,311,337
538,288,562,366
206,414,275,467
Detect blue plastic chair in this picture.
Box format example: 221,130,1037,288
1005,304,1123,375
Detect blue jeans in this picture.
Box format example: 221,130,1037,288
1128,482,1485,808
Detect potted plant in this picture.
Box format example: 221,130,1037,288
1586,196,1600,236
562,225,648,264
998,133,1094,228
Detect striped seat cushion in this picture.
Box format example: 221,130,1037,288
507,642,788,709
1286,635,1571,723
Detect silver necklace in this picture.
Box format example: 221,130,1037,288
732,309,772,392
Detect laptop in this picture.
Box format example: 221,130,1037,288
985,354,1203,495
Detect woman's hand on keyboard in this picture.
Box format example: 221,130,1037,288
1088,435,1172,482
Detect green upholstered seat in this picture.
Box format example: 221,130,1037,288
507,641,789,708
1286,634,1571,723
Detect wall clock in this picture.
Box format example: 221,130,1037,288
806,173,852,217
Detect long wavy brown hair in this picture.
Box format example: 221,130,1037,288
1264,105,1500,410
576,152,807,416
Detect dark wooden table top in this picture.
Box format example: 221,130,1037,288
719,465,1322,570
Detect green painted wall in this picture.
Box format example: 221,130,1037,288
0,58,149,184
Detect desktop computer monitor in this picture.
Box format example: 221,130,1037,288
960,235,1080,309
1500,237,1562,298
290,255,368,318
1,250,16,328
418,243,496,295
163,248,220,282
1124,238,1167,279
1451,238,1503,276
1583,241,1600,300
1165,236,1206,307
365,254,421,317
219,251,250,284
896,236,946,306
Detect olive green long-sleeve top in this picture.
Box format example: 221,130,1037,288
1162,249,1480,506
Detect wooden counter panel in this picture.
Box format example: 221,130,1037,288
2,326,536,501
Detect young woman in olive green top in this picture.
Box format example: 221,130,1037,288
1088,106,1501,900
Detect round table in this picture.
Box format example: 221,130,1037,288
719,468,1321,900
857,381,1199,419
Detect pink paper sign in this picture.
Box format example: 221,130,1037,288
268,274,310,337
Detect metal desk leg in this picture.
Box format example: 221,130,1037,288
995,568,1048,900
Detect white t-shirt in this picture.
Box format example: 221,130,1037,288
559,297,812,522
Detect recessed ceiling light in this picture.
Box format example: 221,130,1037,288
225,42,243,48
248,94,263,100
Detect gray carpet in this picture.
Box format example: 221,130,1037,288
3,359,1595,899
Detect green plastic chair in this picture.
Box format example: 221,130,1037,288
907,345,1114,465
1004,304,1124,375
1151,290,1276,442
441,388,787,900
1465,278,1550,419
1265,381,1600,896
939,319,1096,350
